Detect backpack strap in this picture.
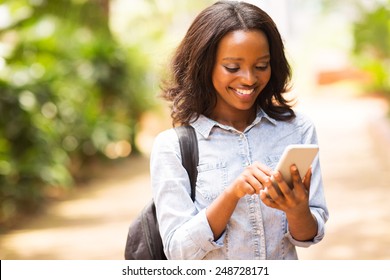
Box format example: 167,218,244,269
174,125,198,202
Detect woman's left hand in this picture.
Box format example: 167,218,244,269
259,164,311,213
259,164,318,241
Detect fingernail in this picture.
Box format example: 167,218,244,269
291,165,297,172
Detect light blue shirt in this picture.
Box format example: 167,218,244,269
150,108,329,260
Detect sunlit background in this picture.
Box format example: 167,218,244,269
0,0,389,260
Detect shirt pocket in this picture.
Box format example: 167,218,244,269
196,161,228,202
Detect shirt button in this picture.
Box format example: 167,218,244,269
239,134,244,139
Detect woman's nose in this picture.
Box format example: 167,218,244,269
240,69,258,86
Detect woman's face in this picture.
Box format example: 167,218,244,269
211,30,271,120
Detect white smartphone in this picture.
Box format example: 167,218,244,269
271,144,319,189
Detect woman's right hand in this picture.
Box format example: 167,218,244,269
206,161,273,240
227,161,273,199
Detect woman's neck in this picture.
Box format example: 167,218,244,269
210,107,256,132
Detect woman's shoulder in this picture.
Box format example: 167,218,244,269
151,127,180,153
155,127,177,140
153,128,179,147
290,109,316,127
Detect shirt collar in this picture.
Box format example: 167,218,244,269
191,107,277,139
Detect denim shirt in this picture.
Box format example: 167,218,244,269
150,108,329,260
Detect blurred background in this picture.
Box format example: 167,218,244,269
0,0,389,259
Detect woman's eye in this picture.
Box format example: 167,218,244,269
224,66,239,73
256,63,269,71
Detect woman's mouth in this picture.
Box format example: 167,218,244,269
232,88,255,95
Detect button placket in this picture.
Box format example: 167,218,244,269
238,133,251,167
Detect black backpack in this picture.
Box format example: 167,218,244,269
124,126,198,260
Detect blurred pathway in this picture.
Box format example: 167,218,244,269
0,156,153,260
0,86,389,260
296,87,390,259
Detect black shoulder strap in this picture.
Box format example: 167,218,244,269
174,126,198,202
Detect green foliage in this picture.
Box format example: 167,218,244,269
352,1,390,94
0,0,154,228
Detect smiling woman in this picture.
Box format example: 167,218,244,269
150,1,329,260
211,30,271,129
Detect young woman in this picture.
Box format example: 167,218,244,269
150,1,328,260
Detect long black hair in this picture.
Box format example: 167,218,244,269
161,1,295,126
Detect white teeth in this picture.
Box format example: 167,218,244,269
235,88,254,95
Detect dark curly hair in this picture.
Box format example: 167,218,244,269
161,1,295,126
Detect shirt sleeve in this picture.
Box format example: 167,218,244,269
150,129,223,259
287,112,329,247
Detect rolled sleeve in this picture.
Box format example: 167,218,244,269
166,208,224,259
285,207,328,248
